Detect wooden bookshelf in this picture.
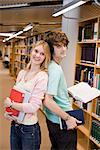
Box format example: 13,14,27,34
74,16,100,150
92,113,100,122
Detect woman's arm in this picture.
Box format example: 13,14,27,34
4,73,48,113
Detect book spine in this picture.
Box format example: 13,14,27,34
91,120,100,144
93,22,98,40
96,47,100,66
96,98,100,116
17,91,31,122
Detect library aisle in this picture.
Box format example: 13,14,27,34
0,61,51,150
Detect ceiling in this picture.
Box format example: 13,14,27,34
0,0,62,41
0,0,61,5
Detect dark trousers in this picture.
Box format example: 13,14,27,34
10,121,41,150
46,119,77,150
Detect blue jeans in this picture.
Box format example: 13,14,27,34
10,121,41,150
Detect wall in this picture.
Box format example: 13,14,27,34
61,0,80,87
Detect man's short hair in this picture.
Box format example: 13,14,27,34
43,31,69,59
44,31,69,46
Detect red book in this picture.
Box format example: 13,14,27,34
6,88,25,116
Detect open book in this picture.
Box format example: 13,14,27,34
68,82,100,103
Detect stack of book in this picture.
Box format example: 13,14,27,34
78,22,98,41
75,65,94,86
81,44,95,64
6,86,31,122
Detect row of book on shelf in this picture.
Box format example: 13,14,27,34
14,34,43,47
91,119,100,144
15,55,30,64
81,43,95,64
80,43,100,66
75,65,94,86
78,21,98,41
15,46,32,55
14,43,100,67
75,65,100,85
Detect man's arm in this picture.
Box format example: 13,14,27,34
43,94,81,130
44,94,70,120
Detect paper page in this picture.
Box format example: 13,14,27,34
68,82,100,103
68,82,91,99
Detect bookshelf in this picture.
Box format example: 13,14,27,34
73,17,100,150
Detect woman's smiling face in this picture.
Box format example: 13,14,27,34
31,44,46,65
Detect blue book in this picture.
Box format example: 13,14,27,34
59,109,85,130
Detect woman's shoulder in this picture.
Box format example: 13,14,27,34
17,69,26,79
37,71,48,80
18,69,26,76
38,71,48,76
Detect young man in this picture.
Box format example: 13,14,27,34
43,31,80,150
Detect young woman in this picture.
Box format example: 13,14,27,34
4,40,51,150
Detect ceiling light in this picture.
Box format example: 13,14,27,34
0,33,14,37
0,3,29,9
12,31,23,37
94,0,100,6
23,24,33,32
3,24,33,42
52,0,87,17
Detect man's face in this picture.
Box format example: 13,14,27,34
53,43,67,60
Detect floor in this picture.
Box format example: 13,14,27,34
0,61,51,150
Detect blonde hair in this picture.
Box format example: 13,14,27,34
26,40,51,72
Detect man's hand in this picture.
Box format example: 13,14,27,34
4,97,12,108
66,116,82,130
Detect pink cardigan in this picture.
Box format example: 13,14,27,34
15,69,48,125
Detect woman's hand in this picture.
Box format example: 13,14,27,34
4,112,17,121
4,97,12,108
66,116,82,130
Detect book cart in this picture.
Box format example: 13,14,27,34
73,16,100,150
